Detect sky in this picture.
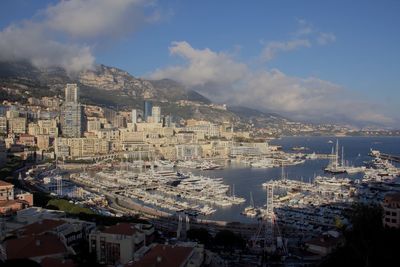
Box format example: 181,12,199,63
0,0,399,127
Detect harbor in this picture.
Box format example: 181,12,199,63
19,136,399,234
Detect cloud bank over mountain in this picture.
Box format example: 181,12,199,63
0,0,162,74
150,41,395,127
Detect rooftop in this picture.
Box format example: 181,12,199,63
5,234,68,259
127,244,193,267
14,219,66,236
102,223,140,236
384,192,400,203
0,180,13,187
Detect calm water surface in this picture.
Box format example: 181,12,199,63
193,136,400,223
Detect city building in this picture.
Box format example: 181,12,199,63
0,138,6,168
38,119,59,137
61,84,85,138
383,192,400,228
0,181,33,215
131,109,137,123
8,117,27,134
0,233,73,263
54,137,110,158
143,101,152,122
176,144,202,160
305,231,344,257
89,223,153,265
151,106,161,123
0,116,7,134
18,134,35,147
36,135,51,150
65,83,78,103
128,243,204,267
13,218,95,247
61,102,85,138
87,118,102,132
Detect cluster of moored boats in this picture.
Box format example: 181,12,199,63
69,167,244,217
241,148,400,237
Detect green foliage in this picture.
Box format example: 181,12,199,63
320,204,400,267
187,228,213,246
46,199,95,215
214,230,246,251
0,156,24,180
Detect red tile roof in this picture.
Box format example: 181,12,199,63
102,223,139,236
5,234,68,259
0,200,21,207
127,244,193,267
0,180,13,187
14,219,66,236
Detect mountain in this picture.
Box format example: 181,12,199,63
0,61,292,130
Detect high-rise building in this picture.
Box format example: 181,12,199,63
65,84,78,103
61,102,85,138
61,84,85,137
131,109,137,124
143,101,152,122
151,106,161,123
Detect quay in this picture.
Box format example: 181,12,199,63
377,153,400,163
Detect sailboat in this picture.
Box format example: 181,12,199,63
242,192,259,217
324,140,346,173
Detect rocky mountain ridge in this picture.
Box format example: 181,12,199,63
0,61,289,129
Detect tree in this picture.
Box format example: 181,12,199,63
214,230,245,251
187,228,212,246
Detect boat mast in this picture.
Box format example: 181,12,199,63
335,139,339,168
341,146,344,167
250,192,254,208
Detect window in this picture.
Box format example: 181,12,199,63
386,211,391,215
392,212,397,216
392,219,397,223
385,218,390,222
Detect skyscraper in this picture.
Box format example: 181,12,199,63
152,106,161,123
61,102,85,137
143,101,152,122
131,109,137,123
65,83,78,103
61,84,85,137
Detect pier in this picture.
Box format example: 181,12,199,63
369,150,400,163
377,153,400,163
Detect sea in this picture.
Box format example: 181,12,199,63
192,136,400,223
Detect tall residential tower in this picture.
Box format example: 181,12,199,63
61,84,85,138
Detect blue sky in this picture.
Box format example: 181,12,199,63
0,0,399,126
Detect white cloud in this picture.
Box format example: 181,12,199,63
261,39,311,61
0,0,162,73
260,19,337,62
44,0,156,39
149,41,396,126
0,22,95,74
150,41,248,86
295,19,313,36
317,32,336,45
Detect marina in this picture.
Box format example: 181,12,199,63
24,136,400,226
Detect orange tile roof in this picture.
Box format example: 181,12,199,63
14,219,66,236
0,180,13,187
0,200,20,207
5,234,68,259
102,223,139,236
127,244,193,267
